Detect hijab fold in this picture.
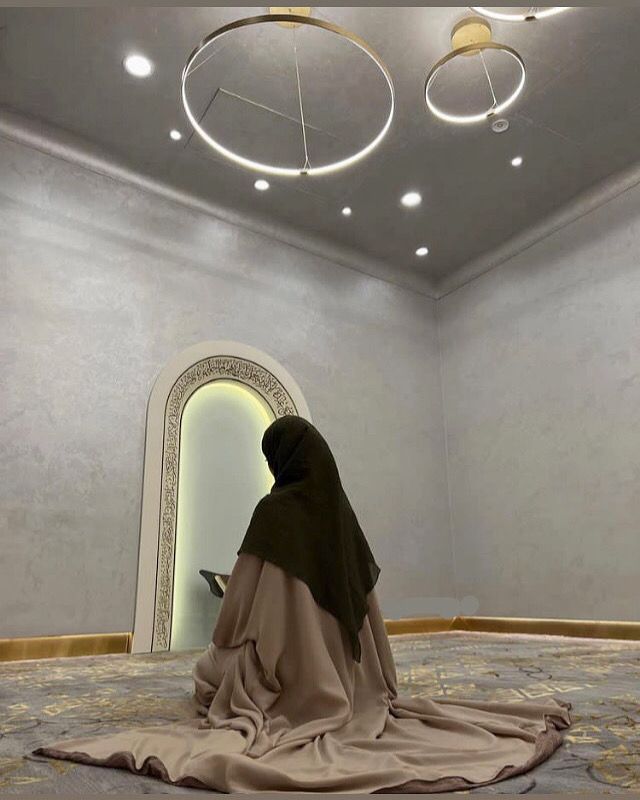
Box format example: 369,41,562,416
238,416,380,662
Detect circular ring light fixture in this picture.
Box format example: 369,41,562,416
469,7,570,22
425,18,525,125
181,13,395,177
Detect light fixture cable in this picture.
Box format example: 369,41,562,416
293,27,311,173
479,50,498,113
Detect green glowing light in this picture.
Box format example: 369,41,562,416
171,380,275,650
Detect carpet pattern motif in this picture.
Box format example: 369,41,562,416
1,631,639,794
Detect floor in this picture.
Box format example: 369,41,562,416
1,631,639,794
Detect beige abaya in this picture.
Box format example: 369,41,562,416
36,553,571,793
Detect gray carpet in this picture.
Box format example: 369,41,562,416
1,631,639,794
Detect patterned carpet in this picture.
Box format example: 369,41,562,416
1,631,639,794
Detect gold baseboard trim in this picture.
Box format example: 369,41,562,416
453,615,640,641
385,615,640,641
2,616,639,662
385,616,454,635
0,632,132,662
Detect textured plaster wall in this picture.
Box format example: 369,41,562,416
0,135,452,638
4,120,639,639
438,181,640,620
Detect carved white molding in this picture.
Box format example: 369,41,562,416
132,341,311,653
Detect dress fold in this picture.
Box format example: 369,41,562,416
35,553,571,793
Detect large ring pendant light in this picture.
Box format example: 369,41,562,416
181,13,395,177
424,18,525,125
470,7,570,22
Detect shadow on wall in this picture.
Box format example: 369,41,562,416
384,595,480,620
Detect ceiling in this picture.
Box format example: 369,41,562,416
1,6,639,296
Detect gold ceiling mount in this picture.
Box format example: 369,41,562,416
269,7,312,28
451,16,492,56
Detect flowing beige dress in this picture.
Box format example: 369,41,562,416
36,553,571,793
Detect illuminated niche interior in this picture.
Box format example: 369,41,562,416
170,380,275,651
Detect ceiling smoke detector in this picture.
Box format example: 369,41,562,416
491,118,510,133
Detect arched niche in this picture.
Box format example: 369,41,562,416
132,341,311,653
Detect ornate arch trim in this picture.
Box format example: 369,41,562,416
132,342,311,653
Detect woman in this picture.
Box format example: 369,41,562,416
36,416,571,792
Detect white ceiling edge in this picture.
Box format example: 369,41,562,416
435,156,640,300
0,107,437,301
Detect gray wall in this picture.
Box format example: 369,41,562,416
0,135,452,638
5,120,639,639
438,181,640,620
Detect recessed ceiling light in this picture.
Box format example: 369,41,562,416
169,129,182,141
416,246,429,257
401,191,422,208
254,179,270,191
123,53,153,78
511,155,523,167
341,206,352,217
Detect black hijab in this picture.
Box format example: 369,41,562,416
237,415,380,662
